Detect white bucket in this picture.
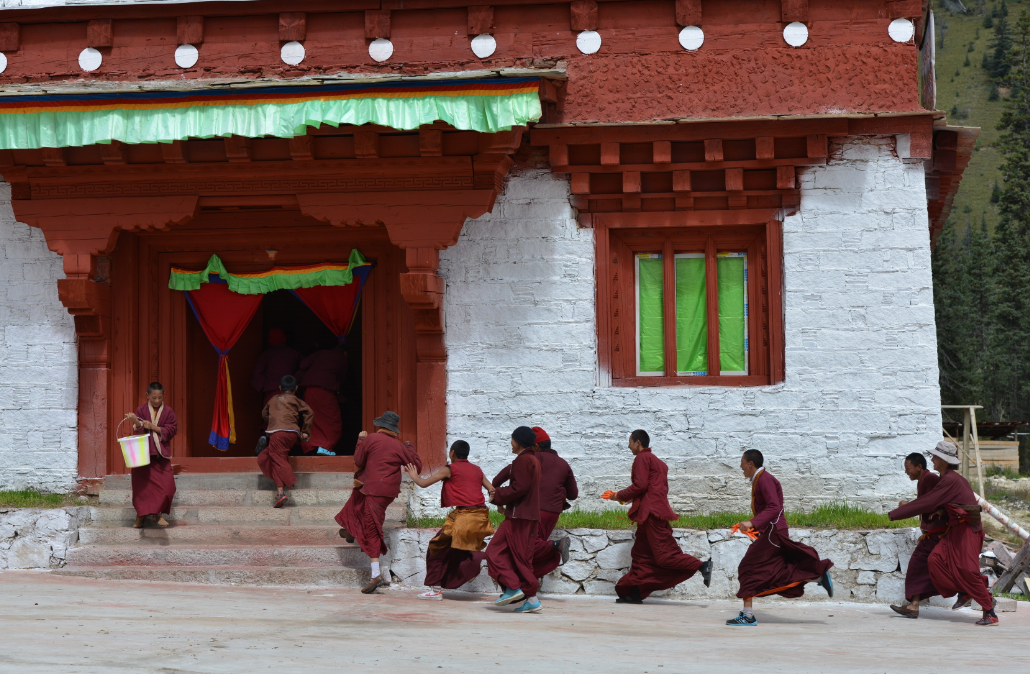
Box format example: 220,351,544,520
117,419,151,468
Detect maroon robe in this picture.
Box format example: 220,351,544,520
486,450,542,596
257,431,298,489
424,461,492,589
334,432,421,558
129,403,177,518
613,449,701,599
904,470,945,602
299,386,342,454
736,469,833,599
889,469,991,610
251,344,303,393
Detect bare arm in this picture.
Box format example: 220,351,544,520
482,475,496,499
405,464,450,488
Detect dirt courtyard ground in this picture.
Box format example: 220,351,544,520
1,570,1027,674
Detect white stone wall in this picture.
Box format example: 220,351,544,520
0,182,79,493
430,136,941,518
0,507,86,569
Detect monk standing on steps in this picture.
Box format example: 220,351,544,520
404,440,496,600
889,441,999,626
257,375,314,508
603,430,711,604
125,382,178,529
728,449,834,626
335,411,421,595
889,451,945,619
486,426,544,614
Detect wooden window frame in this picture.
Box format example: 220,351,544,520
596,218,784,387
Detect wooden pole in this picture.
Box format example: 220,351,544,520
970,405,985,499
962,407,971,480
994,538,1030,595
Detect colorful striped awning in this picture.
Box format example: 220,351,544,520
169,249,371,294
0,77,542,150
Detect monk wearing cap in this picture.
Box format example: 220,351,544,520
604,430,710,604
486,426,544,613
492,426,574,577
251,328,302,409
335,411,421,595
728,449,834,626
889,441,999,626
889,452,945,619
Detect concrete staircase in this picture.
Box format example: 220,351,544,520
57,473,405,587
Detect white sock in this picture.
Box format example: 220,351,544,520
526,596,537,603
743,607,754,618
371,562,380,577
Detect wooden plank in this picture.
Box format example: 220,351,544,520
353,129,379,159
87,19,113,49
549,144,569,167
781,0,809,23
279,12,307,42
570,0,599,31
807,134,827,158
994,539,1030,595
467,5,494,35
776,165,795,189
662,237,677,377
571,173,590,194
705,236,720,376
675,0,702,26
623,171,641,193
419,128,443,157
549,156,828,174
725,168,744,192
0,23,21,52
653,141,672,164
365,9,391,39
673,170,691,192
705,139,724,162
601,142,620,166
766,219,785,383
177,16,204,45
756,137,775,159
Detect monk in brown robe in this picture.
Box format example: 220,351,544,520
296,344,348,456
405,440,496,599
251,327,302,409
486,426,544,613
889,441,999,626
335,410,422,594
728,449,834,626
258,375,314,508
889,451,944,618
491,426,574,578
603,430,710,604
125,382,178,529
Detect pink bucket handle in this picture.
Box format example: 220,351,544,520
116,416,145,440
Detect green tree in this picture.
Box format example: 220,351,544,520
988,16,1014,78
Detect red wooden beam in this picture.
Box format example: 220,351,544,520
0,23,20,51
675,0,702,26
176,15,203,45
781,0,809,23
365,9,391,39
279,12,307,42
570,0,598,31
86,18,113,48
467,5,494,35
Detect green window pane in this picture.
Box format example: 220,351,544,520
717,255,747,372
637,257,664,374
675,257,707,373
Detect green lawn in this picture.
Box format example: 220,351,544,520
0,490,68,508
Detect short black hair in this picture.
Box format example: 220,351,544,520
147,382,164,393
450,440,470,460
280,375,297,392
630,429,650,448
742,449,764,468
538,440,551,451
904,452,927,470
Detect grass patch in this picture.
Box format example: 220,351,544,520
985,464,1023,480
0,490,67,509
407,502,919,531
994,592,1029,602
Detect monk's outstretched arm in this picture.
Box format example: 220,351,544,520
491,464,512,490
614,456,648,503
406,465,450,488
889,479,955,521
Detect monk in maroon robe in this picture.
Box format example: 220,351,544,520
125,382,178,528
296,344,348,455
486,426,544,613
889,441,999,626
258,375,313,508
405,440,496,599
728,449,834,626
251,328,302,410
491,426,575,577
603,430,708,604
335,410,421,594
889,452,944,618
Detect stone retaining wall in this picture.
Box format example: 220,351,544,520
0,507,87,569
386,526,943,605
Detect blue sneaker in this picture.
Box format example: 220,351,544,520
726,611,757,626
315,447,336,456
495,588,525,606
514,599,543,613
818,570,834,598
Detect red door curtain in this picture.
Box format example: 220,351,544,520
290,263,372,343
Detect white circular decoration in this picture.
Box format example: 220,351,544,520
783,22,809,48
369,38,394,63
280,40,305,66
678,25,704,51
888,18,915,43
0,52,7,75
576,30,601,55
470,33,497,59
78,47,102,72
174,43,199,68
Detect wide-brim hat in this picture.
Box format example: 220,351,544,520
928,440,961,465
373,411,400,433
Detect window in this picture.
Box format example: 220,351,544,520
597,220,783,387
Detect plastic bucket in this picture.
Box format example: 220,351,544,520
117,419,151,469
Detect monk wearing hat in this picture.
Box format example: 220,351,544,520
889,441,999,626
889,452,945,618
335,411,421,594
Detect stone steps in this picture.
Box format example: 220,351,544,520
65,543,369,568
87,503,403,526
77,523,381,547
99,489,352,507
55,565,371,587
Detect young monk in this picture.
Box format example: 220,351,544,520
404,440,496,600
728,449,834,626
889,441,999,626
889,452,944,619
491,426,573,578
125,382,178,529
603,430,711,604
258,375,314,508
486,426,544,613
335,411,422,594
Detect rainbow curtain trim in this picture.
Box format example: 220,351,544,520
169,248,370,294
0,77,542,150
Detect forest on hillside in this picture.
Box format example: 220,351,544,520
931,1,1030,472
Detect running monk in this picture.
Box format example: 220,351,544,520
889,452,944,619
125,382,178,528
405,440,496,600
257,375,314,508
889,441,999,626
602,430,710,604
727,449,834,626
335,411,421,594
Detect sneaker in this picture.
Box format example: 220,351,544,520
254,435,268,456
952,594,972,610
362,575,387,595
726,611,758,626
615,586,643,604
495,588,525,606
556,536,571,565
418,590,443,601
975,609,999,626
274,493,288,508
514,599,543,613
315,447,336,456
818,570,834,598
889,604,918,619
700,559,713,588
